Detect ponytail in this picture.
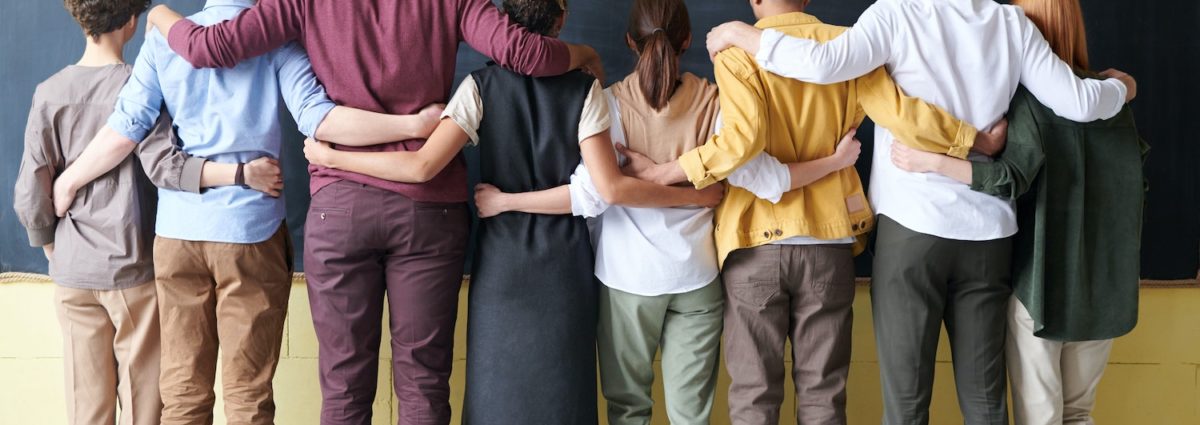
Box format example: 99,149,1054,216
628,0,690,111
635,30,680,110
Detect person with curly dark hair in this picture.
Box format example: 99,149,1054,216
63,0,150,40
14,1,168,424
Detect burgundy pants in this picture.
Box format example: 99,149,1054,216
304,181,468,425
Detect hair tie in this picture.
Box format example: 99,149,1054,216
651,28,666,35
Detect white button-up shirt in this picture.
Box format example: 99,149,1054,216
754,0,1128,240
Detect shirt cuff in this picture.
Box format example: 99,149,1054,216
754,29,785,70
948,122,978,159
678,148,718,189
969,161,1004,195
180,157,206,194
1108,78,1129,117
27,226,55,247
106,114,151,144
298,102,337,139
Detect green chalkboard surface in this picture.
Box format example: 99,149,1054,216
2,1,1196,279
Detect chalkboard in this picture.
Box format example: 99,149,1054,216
2,0,1197,279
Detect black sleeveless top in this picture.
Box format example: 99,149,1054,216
464,65,600,425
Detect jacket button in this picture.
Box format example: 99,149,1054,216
774,229,783,236
763,231,771,238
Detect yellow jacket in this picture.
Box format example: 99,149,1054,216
678,12,978,266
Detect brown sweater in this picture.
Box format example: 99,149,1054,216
609,72,720,164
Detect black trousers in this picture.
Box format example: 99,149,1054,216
871,215,1012,425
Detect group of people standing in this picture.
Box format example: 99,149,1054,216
14,0,1146,425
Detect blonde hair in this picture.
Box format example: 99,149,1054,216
1013,0,1090,70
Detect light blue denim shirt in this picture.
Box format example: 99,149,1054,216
108,0,334,243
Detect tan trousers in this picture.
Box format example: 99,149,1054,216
721,244,856,425
1007,297,1114,425
155,226,293,425
55,283,162,425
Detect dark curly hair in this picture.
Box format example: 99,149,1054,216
64,0,151,40
502,0,566,37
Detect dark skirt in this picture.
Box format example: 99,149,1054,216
463,216,598,425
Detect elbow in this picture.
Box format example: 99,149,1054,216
408,160,439,184
594,179,624,205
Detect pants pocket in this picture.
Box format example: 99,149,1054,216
729,280,779,307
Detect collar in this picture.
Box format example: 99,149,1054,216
754,12,821,30
204,0,255,10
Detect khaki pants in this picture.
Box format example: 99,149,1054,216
155,225,293,425
598,280,724,425
56,283,162,425
1007,298,1113,425
721,244,856,425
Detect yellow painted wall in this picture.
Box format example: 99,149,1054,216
1,277,1197,424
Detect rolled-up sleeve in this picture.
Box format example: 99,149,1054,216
108,35,166,143
568,163,608,218
275,43,336,138
726,152,791,204
678,50,769,189
133,111,207,193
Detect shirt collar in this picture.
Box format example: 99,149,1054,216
754,12,821,30
204,0,255,10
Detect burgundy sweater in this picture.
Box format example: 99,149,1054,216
167,0,571,202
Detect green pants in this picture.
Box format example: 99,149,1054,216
597,280,724,425
872,215,1012,425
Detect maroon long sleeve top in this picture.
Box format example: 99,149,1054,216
167,0,572,202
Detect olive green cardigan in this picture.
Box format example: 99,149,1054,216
971,85,1148,341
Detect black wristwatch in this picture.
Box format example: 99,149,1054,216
235,162,249,188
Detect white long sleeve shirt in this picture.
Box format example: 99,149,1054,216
754,0,1128,240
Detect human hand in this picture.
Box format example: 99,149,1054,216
706,21,760,60
831,128,862,169
147,5,184,36
303,138,339,168
413,103,446,139
972,118,1008,157
891,142,944,173
570,44,606,84
244,157,284,197
474,183,509,218
695,183,725,208
615,144,660,179
52,176,79,218
42,243,54,262
1099,68,1137,103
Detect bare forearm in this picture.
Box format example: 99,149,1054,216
933,156,973,185
321,149,433,183
499,186,572,215
606,176,706,208
199,162,237,188
787,157,842,190
646,161,690,186
314,106,423,146
58,127,136,191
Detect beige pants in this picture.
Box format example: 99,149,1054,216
155,226,293,425
1007,297,1114,425
55,283,162,425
